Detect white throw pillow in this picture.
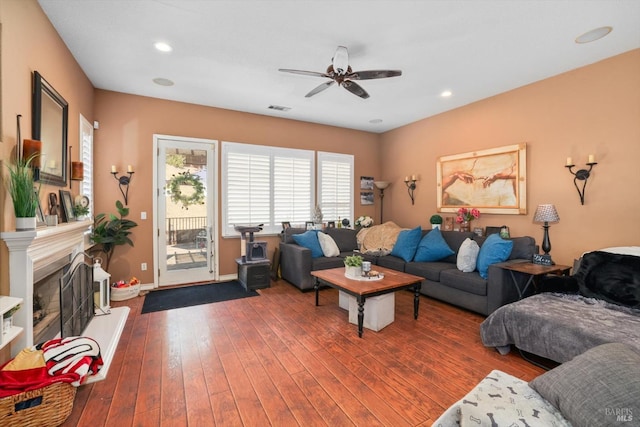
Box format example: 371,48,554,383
317,232,340,257
457,238,480,272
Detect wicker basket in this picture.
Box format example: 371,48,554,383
0,382,76,427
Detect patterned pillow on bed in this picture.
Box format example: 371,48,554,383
432,370,571,426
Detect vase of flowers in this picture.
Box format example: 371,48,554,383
456,208,480,232
355,215,373,228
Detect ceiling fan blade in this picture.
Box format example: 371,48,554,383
347,70,402,80
278,68,329,78
305,81,335,97
342,80,370,99
332,46,349,76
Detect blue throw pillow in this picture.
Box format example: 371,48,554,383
477,234,514,279
292,230,324,258
414,228,455,262
390,226,423,262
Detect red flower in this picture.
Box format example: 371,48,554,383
456,207,480,223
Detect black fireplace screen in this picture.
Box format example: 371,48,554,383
60,252,95,338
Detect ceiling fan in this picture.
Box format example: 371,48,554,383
279,46,402,99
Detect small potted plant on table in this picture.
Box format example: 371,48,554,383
430,214,443,230
344,255,363,278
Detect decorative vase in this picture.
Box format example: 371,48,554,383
15,217,36,231
3,317,12,334
312,205,323,224
460,221,471,232
431,224,441,230
344,266,362,278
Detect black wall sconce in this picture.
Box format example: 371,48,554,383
565,155,597,205
404,175,418,205
111,164,134,205
69,145,84,190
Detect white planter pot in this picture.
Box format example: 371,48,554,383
431,224,441,230
15,217,36,231
344,265,362,278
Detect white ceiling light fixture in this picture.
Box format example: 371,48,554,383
153,77,174,86
154,41,173,52
440,90,453,98
575,26,613,44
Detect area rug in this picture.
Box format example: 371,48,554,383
141,281,259,314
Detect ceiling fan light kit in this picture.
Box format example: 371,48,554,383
279,46,402,99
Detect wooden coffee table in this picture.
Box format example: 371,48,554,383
311,266,423,337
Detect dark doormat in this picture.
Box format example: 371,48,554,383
141,280,259,314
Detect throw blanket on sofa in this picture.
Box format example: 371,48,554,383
480,292,640,362
357,221,404,255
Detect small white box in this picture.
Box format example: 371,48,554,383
348,293,395,332
338,291,349,310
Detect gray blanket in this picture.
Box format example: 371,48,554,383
480,293,640,363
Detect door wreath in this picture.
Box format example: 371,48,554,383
168,171,205,209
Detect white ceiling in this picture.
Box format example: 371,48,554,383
38,0,640,133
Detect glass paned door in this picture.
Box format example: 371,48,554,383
155,136,217,286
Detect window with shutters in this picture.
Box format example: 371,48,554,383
317,151,354,225
79,115,93,216
222,142,314,236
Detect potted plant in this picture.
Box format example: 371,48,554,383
6,153,40,231
73,203,90,220
430,214,443,229
90,200,138,270
343,254,363,278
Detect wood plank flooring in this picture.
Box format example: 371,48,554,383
62,279,544,426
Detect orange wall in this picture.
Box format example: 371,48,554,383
0,0,94,293
2,0,639,285
93,90,380,282
380,49,640,266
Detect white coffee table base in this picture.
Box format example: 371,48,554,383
347,293,395,332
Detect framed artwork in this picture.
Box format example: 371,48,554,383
360,176,374,190
437,143,527,215
35,190,46,226
327,221,336,228
360,191,374,205
281,221,291,230
59,190,75,222
443,217,454,231
305,221,314,230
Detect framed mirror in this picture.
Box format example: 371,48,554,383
32,71,68,187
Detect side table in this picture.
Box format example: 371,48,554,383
236,258,271,291
500,262,571,299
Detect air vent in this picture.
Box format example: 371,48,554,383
268,105,291,112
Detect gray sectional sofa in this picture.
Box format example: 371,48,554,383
279,227,537,316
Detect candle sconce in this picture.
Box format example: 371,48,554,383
404,175,418,205
565,155,597,205
111,165,134,205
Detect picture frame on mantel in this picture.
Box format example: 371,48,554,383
436,143,527,215
59,190,75,222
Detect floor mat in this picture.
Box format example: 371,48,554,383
141,280,259,314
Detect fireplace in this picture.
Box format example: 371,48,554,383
1,221,129,384
33,255,69,345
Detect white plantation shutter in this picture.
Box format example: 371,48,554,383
79,115,93,216
222,142,314,236
318,152,353,224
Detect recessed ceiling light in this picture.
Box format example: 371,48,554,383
369,119,383,124
575,26,612,44
440,90,452,98
154,41,173,52
153,77,174,86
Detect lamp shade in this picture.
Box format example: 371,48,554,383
533,204,560,223
374,181,391,190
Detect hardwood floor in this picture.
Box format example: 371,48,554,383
62,279,544,426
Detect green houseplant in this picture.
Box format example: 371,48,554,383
344,254,363,278
6,153,40,230
90,200,138,270
429,214,443,230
